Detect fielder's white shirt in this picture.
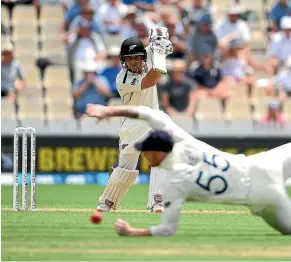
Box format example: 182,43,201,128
116,47,160,137
136,106,251,236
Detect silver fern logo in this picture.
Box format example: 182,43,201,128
129,45,137,51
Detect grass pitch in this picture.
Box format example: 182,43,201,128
2,185,291,261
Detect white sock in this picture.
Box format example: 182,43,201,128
147,166,168,209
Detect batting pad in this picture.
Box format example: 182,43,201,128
147,166,168,209
98,166,139,210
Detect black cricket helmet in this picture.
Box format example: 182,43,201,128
120,37,147,64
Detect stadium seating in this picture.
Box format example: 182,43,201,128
1,6,9,25
1,0,290,127
226,99,252,120
18,97,45,120
196,98,225,120
283,100,291,121
2,100,16,120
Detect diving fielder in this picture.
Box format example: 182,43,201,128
96,28,174,212
87,104,291,236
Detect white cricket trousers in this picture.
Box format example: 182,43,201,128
247,142,291,235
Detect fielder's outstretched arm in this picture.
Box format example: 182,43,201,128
86,104,169,131
114,188,185,237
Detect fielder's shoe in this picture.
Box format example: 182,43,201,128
96,203,111,212
151,203,164,213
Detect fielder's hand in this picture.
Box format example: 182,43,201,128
86,103,111,121
115,219,132,236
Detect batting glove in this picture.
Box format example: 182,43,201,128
150,38,173,57
149,27,169,42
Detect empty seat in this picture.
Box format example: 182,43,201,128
44,67,70,86
1,99,16,118
1,6,10,25
283,99,291,120
12,5,36,25
18,98,44,120
226,99,252,120
12,24,36,40
14,37,38,57
23,67,42,87
40,6,63,24
252,86,267,101
41,23,59,38
17,87,43,103
171,112,193,121
228,84,248,99
196,98,224,120
41,37,64,56
47,100,73,120
16,55,37,67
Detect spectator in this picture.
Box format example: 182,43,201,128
57,0,103,12
215,5,250,50
69,6,101,36
180,0,212,33
1,43,25,102
270,0,291,32
189,51,228,115
221,39,269,97
160,7,185,36
100,46,121,97
99,0,128,35
59,0,89,44
122,0,157,12
121,6,139,39
67,18,106,83
259,102,285,127
160,60,195,117
165,16,187,59
121,6,158,39
73,61,111,118
267,16,291,73
188,14,217,64
136,22,149,46
265,56,291,104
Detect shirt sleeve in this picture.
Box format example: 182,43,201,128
150,183,185,236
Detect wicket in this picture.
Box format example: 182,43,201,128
13,127,36,211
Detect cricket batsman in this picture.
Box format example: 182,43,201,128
96,28,174,213
87,104,291,236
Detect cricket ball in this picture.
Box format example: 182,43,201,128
90,211,103,224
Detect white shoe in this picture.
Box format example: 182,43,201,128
151,204,164,213
96,203,111,212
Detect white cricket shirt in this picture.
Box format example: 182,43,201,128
136,106,251,236
116,47,160,136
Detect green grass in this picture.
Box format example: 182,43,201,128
2,185,291,261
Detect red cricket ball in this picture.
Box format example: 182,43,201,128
90,211,103,224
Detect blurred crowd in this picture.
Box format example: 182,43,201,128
2,0,291,126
